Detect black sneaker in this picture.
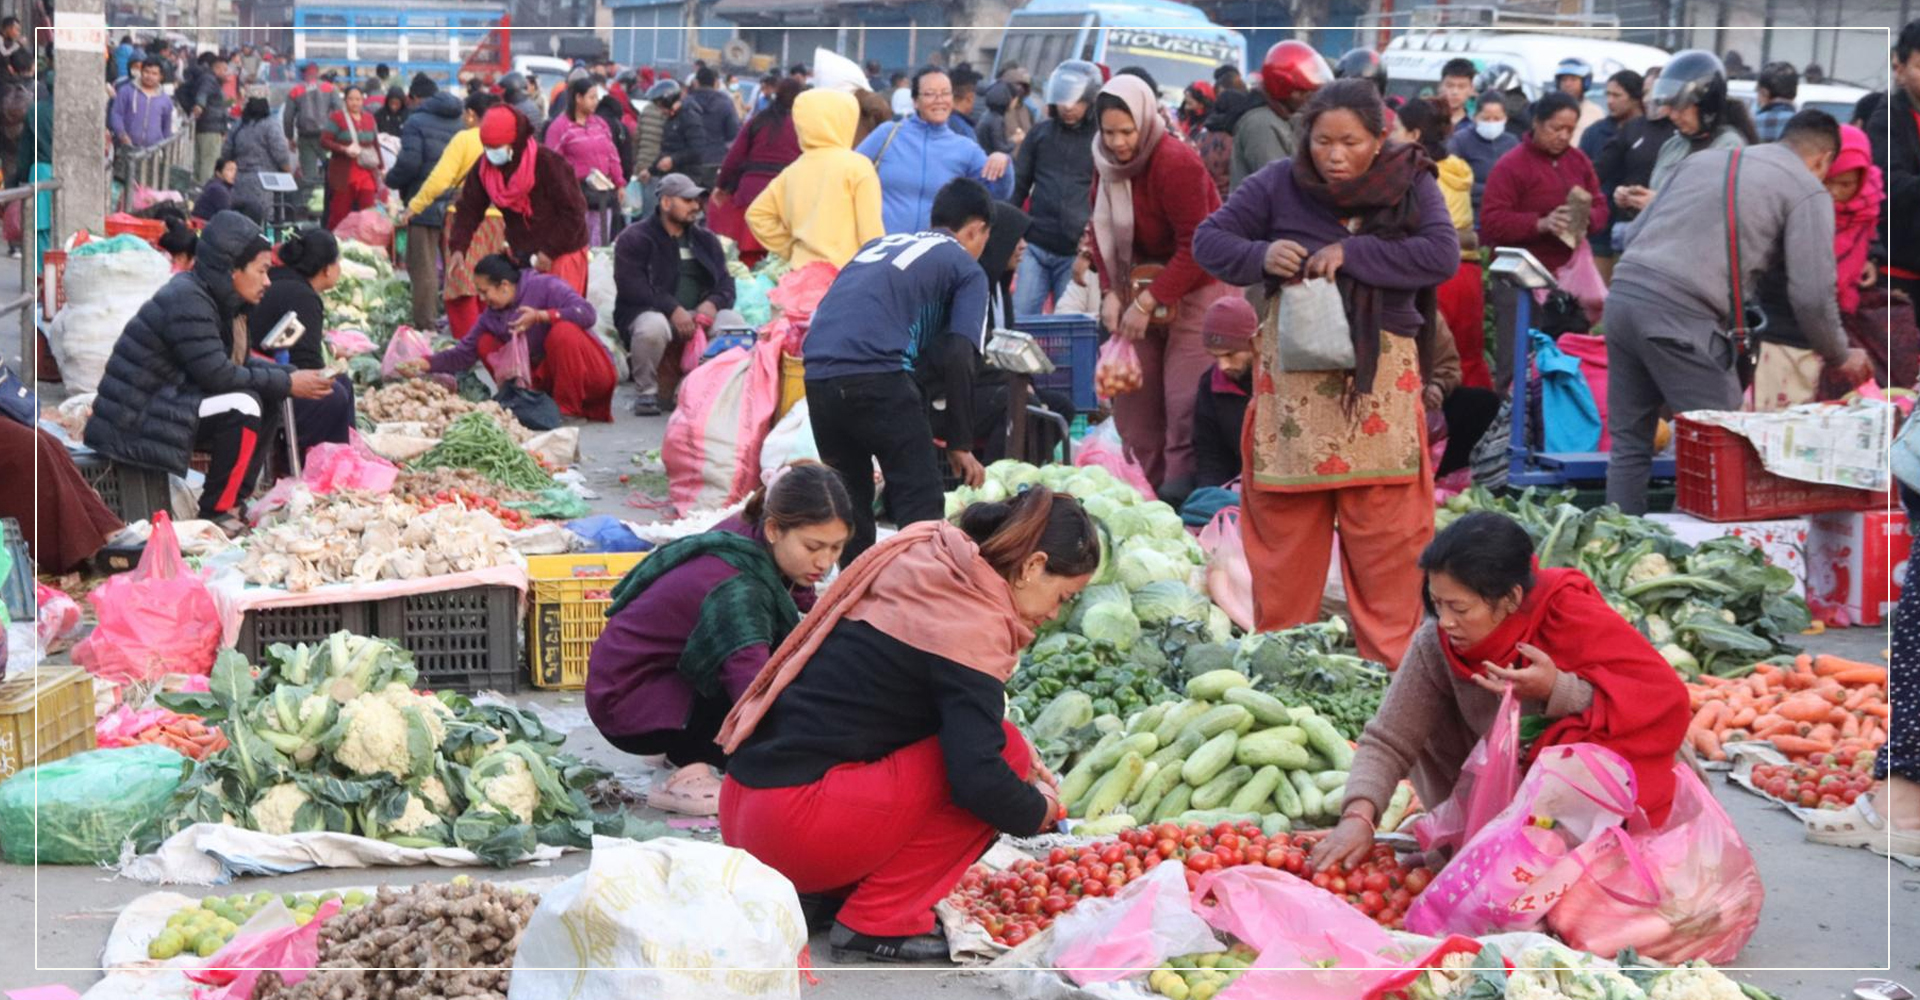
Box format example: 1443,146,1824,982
827,921,948,964
631,393,660,417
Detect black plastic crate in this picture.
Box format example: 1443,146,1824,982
374,586,522,693
76,456,173,523
235,601,378,661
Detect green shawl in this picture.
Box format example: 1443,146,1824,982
605,530,801,699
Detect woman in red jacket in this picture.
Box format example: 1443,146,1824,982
448,105,593,295
320,85,384,231
1088,73,1232,490
1476,92,1609,277
710,77,803,266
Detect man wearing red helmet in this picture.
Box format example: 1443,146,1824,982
1230,40,1333,192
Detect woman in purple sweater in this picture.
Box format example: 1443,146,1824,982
1193,78,1460,669
586,462,856,815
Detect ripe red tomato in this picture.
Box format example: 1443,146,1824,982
1004,925,1028,946
1100,844,1127,865
1155,823,1181,842
1359,890,1386,914
1404,868,1433,894
1156,838,1179,859
1363,872,1391,894
1049,848,1070,865
1043,895,1070,914
1186,852,1220,873
1082,881,1106,898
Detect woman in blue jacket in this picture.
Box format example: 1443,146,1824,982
856,68,1014,234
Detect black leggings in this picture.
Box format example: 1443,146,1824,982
1439,387,1502,477
606,695,730,769
196,393,269,518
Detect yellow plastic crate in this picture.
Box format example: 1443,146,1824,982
0,667,98,780
526,552,649,690
776,353,806,421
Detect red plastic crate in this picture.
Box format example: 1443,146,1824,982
1673,417,1887,522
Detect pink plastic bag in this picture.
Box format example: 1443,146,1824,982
1049,858,1220,984
1403,742,1639,938
380,324,434,380
97,704,179,747
334,209,394,254
35,582,82,647
1546,764,1764,964
1541,240,1607,327
766,261,840,319
187,898,340,1000
72,511,223,685
1075,419,1155,501
1199,506,1255,632
663,327,785,514
1411,688,1523,858
485,330,533,386
681,322,709,372
1555,333,1611,450
1095,337,1144,398
1191,866,1401,1000
324,327,377,358
301,434,399,494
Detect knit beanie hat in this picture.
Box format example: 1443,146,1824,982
479,105,518,148
1202,296,1257,352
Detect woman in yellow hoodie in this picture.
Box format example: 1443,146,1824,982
747,90,885,269
1397,97,1493,389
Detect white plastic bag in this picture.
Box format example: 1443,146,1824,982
759,399,818,485
1047,859,1220,985
508,836,808,1000
1270,278,1355,372
50,240,173,394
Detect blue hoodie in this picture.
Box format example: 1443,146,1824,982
855,113,1013,234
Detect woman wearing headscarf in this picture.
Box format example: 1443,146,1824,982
544,77,628,247
319,84,384,231
447,105,592,295
1193,79,1460,665
710,77,803,264
718,489,1096,961
250,227,356,455
374,84,407,137
220,95,296,222
1088,73,1232,490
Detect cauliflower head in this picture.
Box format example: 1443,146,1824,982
250,783,311,836
375,683,449,742
333,693,441,777
478,753,539,824
1626,552,1677,586
418,775,454,814
1645,964,1745,1000
388,793,441,836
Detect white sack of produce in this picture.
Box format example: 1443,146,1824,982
759,399,817,485
509,836,808,1000
50,238,173,394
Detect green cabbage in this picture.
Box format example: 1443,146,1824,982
1116,546,1185,591
1131,581,1213,626
1079,602,1141,651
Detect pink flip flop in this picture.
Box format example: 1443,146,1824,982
646,764,725,817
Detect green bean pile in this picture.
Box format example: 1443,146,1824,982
409,412,556,492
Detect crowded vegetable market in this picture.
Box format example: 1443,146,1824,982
2,17,1915,1000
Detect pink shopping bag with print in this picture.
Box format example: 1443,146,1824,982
1410,688,1523,858
1403,742,1639,938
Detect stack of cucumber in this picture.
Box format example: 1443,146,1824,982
1057,669,1362,837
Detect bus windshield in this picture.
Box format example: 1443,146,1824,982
1100,27,1239,96
998,15,1090,83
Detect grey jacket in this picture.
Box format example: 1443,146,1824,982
1648,125,1744,193
1229,103,1297,194
1614,142,1847,364
221,116,297,215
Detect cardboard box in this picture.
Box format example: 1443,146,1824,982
1806,509,1912,627
1645,513,1809,598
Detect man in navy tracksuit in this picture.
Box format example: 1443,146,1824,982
803,178,994,565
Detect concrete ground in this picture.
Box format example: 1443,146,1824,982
6,379,1914,997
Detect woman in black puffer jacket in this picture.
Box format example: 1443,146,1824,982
84,211,334,525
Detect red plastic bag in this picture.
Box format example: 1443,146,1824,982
767,260,840,319
1403,742,1639,938
1199,506,1254,633
1410,687,1522,859
1075,418,1155,501
187,898,340,1000
35,582,82,647
1190,866,1401,1000
72,511,223,685
1095,337,1144,398
1546,764,1764,964
334,209,394,255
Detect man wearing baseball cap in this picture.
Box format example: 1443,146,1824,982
1172,296,1257,506
613,173,745,416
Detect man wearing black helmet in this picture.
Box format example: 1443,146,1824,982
1604,109,1871,513
1555,58,1604,145
1335,48,1387,96
1232,40,1333,193
1616,50,1755,217
1010,60,1100,315
499,72,545,131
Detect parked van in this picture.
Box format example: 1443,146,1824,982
1727,79,1872,124
1382,30,1670,104
993,0,1245,102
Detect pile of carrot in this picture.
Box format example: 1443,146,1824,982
1684,653,1890,763
104,713,229,760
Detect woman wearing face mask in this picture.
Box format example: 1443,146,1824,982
447,105,593,295
1446,89,1519,217
545,78,628,246
1193,79,1459,665
718,488,1095,961
400,253,616,421
251,227,356,456
587,462,856,817
1310,511,1691,870
1478,92,1609,277
84,212,335,531
1089,73,1232,491
320,85,384,231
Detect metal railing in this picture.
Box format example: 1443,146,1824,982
0,177,62,371
114,127,195,212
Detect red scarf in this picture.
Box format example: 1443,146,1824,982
481,142,540,218
1438,568,1691,826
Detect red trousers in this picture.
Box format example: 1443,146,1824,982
546,248,589,296
1435,260,1493,390
720,720,1034,937
1109,281,1230,486
446,296,482,341
325,172,377,231
473,321,616,422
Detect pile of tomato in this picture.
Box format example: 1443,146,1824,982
1751,749,1876,810
949,821,1437,947
415,489,530,529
